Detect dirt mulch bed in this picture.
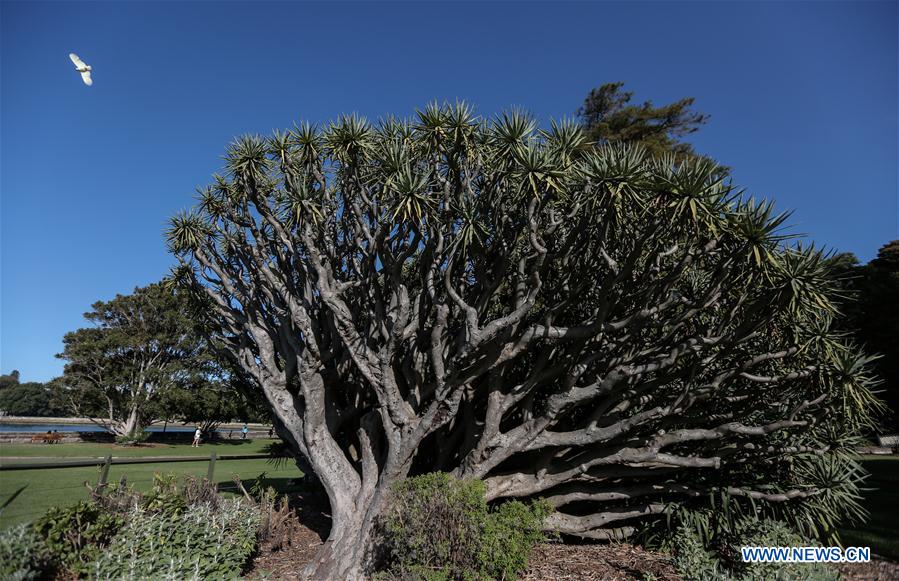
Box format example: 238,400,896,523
244,489,898,580
246,486,330,580
247,521,325,580
838,557,899,581
521,541,680,580
248,535,681,581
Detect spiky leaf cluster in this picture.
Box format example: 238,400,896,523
167,103,880,546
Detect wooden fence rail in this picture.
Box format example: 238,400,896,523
0,453,282,472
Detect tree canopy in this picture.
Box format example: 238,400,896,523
168,104,880,578
579,82,709,158
56,283,207,437
829,241,899,431
157,366,270,432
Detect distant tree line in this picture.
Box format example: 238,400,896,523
53,282,271,436
0,371,66,417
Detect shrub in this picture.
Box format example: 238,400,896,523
25,472,246,578
114,430,149,446
32,501,124,575
90,499,260,580
480,499,553,579
140,472,188,515
233,473,303,552
381,473,550,580
88,472,219,519
671,518,839,581
0,523,49,580
669,524,723,581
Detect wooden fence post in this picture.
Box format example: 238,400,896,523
98,455,112,488
207,451,217,483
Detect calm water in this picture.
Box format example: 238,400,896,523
0,423,210,433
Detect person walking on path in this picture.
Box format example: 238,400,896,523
192,426,202,447
241,424,249,440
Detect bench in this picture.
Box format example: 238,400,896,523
30,433,64,444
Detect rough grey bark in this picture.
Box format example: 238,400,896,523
168,106,879,578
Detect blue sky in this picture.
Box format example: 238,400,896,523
1,1,897,382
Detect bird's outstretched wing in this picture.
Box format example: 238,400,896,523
69,53,86,68
80,71,93,86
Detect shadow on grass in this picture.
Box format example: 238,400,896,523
837,457,899,561
1,484,28,512
259,441,296,470
205,439,266,446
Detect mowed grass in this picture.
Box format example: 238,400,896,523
0,441,300,528
0,438,273,459
837,455,899,560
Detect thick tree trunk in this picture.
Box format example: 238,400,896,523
262,375,400,580
108,405,142,438
302,515,370,580
301,485,389,580
122,405,141,438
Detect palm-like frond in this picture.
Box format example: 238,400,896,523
166,210,212,253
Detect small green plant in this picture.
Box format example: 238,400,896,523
141,472,187,515
0,523,50,580
671,518,840,581
249,471,270,500
669,524,722,581
381,472,550,580
91,499,261,580
32,501,124,575
480,499,553,579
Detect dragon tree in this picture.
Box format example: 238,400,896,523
167,104,880,579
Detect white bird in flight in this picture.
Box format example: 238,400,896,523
69,53,92,86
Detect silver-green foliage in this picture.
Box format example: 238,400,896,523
0,523,47,581
672,518,839,581
382,473,550,580
90,499,260,580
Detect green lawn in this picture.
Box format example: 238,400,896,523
0,438,273,459
837,455,899,560
0,443,301,528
